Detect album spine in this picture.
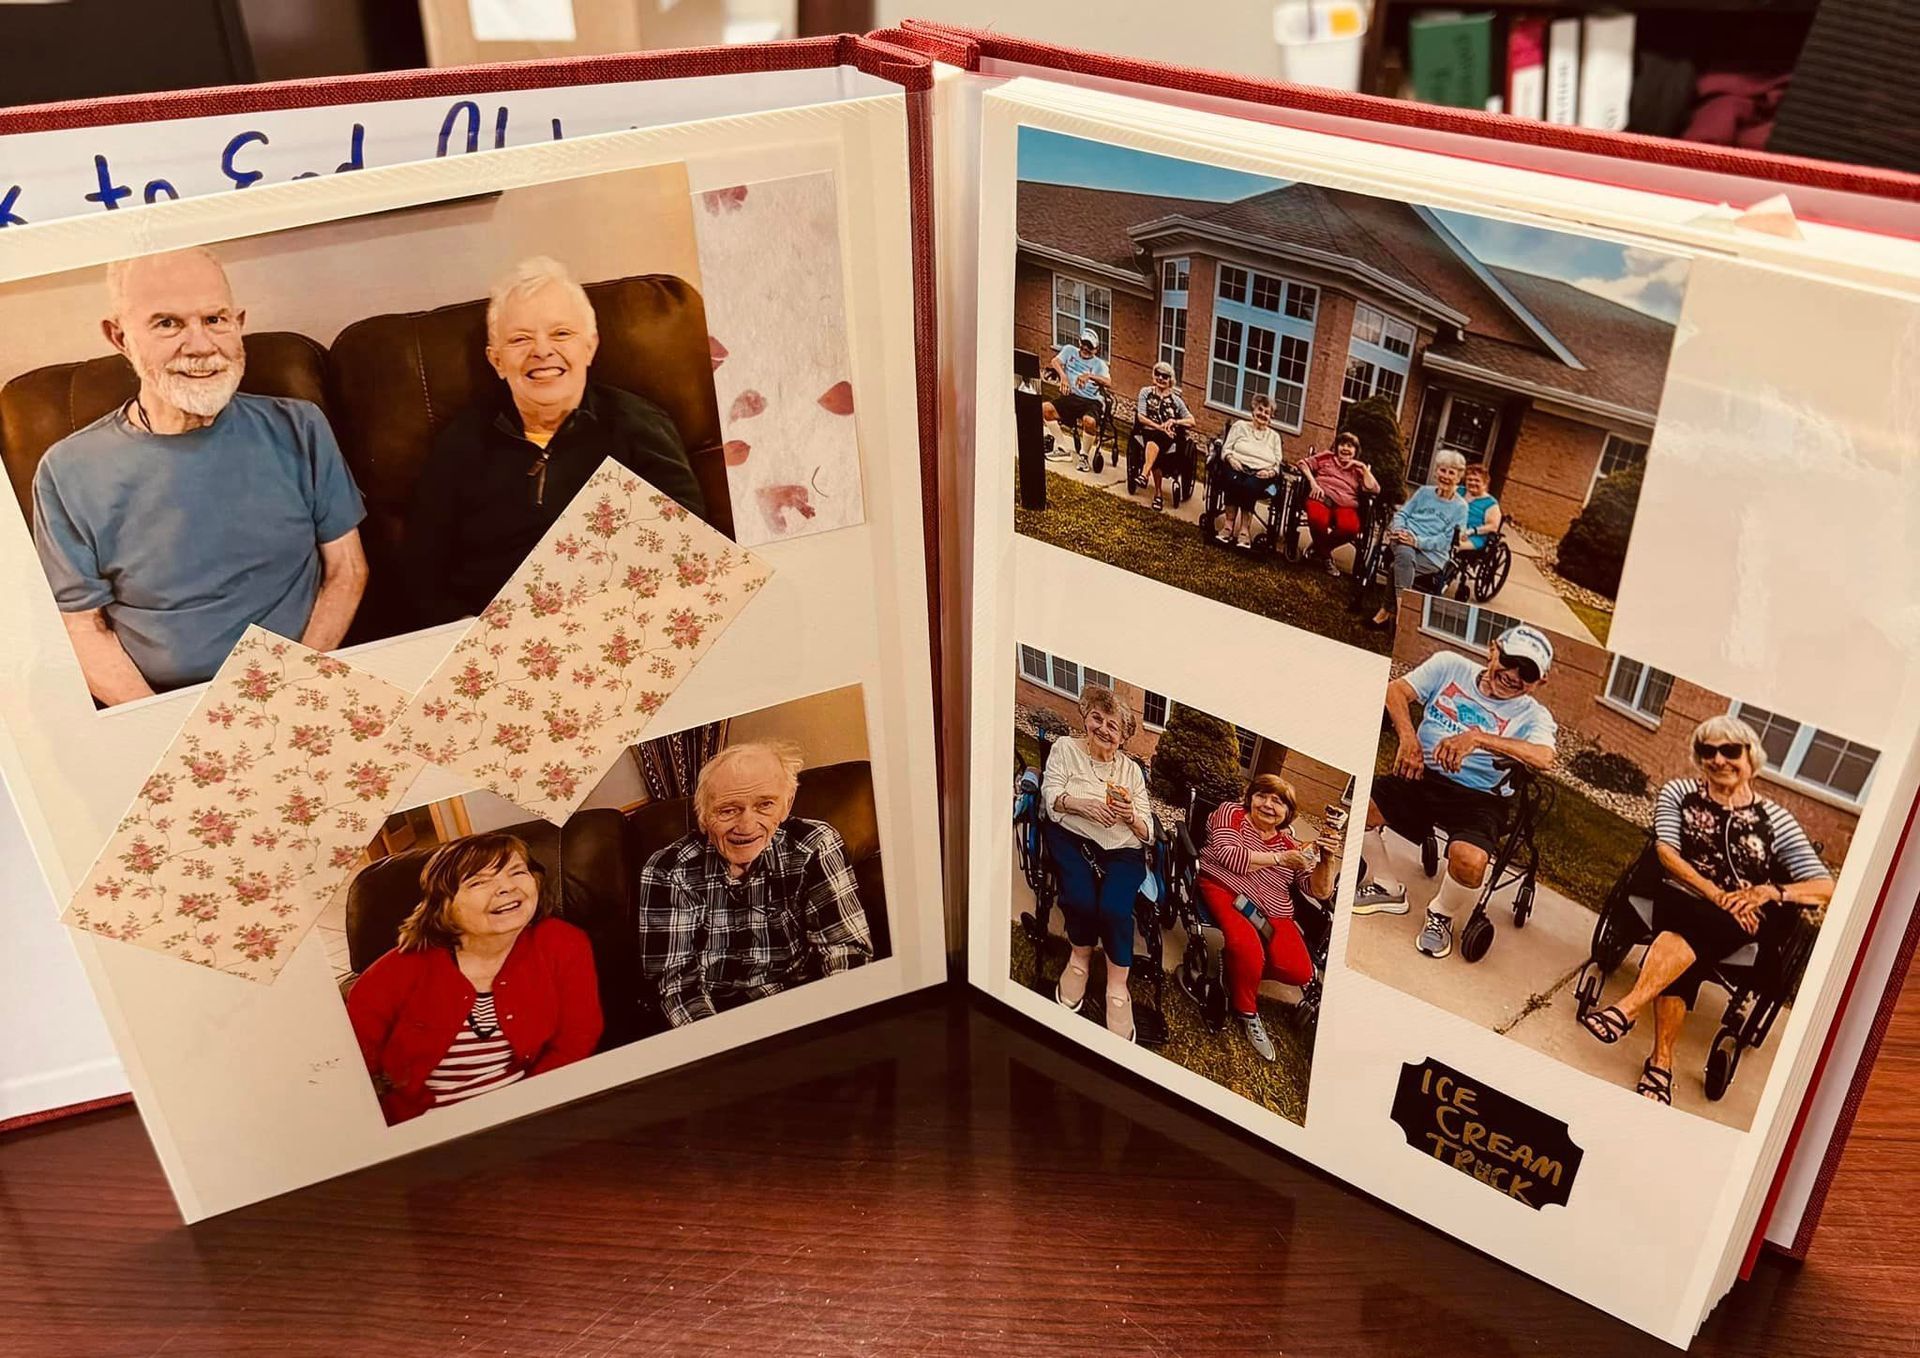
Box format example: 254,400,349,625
1507,16,1548,122
1545,17,1582,126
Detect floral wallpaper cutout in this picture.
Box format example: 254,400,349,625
694,171,867,546
395,459,772,822
64,629,420,983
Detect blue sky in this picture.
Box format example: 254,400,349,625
1017,127,1686,321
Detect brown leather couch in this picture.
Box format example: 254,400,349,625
342,760,890,1046
0,273,727,646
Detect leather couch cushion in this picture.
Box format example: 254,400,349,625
1,332,332,524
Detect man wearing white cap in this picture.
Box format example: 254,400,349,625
1352,624,1559,960
1043,328,1111,469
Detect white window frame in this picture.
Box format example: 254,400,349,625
1052,274,1112,355
1600,655,1675,729
1018,645,1049,686
1731,702,1880,808
1585,431,1651,503
1141,690,1170,731
1206,261,1317,433
1418,595,1522,650
1342,303,1413,416
1157,257,1189,381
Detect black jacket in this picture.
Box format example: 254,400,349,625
403,381,707,627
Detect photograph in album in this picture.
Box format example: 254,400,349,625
1009,128,1689,657
331,682,888,1127
1347,596,1868,1127
0,160,729,710
1013,644,1356,1126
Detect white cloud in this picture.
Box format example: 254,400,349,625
1568,247,1690,321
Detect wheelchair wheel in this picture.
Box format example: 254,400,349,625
1459,913,1495,963
1293,977,1322,1032
1473,540,1513,602
1019,908,1049,945
1573,960,1605,1017
1512,877,1535,928
1704,1029,1741,1101
1421,835,1440,879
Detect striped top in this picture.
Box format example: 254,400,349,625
1654,778,1829,894
423,993,525,1108
1198,801,1302,921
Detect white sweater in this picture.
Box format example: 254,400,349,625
1222,419,1285,476
1041,735,1150,851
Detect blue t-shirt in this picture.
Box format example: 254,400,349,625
1402,651,1556,793
1464,494,1498,549
1391,485,1470,557
32,394,365,692
1053,345,1109,400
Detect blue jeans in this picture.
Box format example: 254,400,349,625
1042,821,1147,967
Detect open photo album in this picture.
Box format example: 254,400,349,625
1,23,1916,1348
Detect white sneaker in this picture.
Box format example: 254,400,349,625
1416,909,1454,959
1351,881,1409,915
1240,1013,1278,1062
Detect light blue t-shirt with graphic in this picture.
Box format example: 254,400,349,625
1403,650,1556,793
32,393,365,693
1052,344,1110,400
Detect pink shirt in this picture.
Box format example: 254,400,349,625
1198,802,1301,920
1305,450,1369,509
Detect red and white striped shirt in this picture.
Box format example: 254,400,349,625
423,994,526,1108
1198,801,1301,920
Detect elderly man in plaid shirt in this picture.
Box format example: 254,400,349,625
638,741,873,1027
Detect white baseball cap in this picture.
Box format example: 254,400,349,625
1495,624,1554,679
1078,329,1101,351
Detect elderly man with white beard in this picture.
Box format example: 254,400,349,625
637,741,872,1028
30,247,368,705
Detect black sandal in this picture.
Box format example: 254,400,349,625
1151,494,1164,511
1580,1004,1634,1045
1635,1060,1674,1105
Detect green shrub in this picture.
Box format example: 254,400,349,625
1568,748,1649,797
1557,460,1643,598
1339,394,1408,507
1148,704,1244,811
1029,708,1071,739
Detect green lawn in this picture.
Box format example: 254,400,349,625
1371,725,1643,910
1009,922,1312,1126
1565,597,1614,647
1016,471,1390,656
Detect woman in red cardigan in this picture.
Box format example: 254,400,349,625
1196,775,1340,1063
347,833,603,1125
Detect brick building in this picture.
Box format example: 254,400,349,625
1016,180,1674,538
1014,645,1353,825
1391,594,1869,863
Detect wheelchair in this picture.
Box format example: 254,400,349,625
1370,757,1554,964
1168,790,1332,1037
1197,439,1308,560
1429,525,1514,604
1125,422,1197,507
1013,736,1173,1047
1571,836,1819,1101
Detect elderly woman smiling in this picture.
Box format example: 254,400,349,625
1368,449,1469,629
1196,775,1340,1062
1581,715,1834,1104
348,833,603,1124
1041,685,1153,1041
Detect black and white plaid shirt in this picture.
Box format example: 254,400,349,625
638,819,872,1027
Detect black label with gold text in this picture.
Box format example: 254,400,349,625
1389,1058,1582,1209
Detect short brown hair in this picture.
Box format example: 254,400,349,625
1078,684,1137,742
1334,430,1360,454
396,833,551,953
1242,773,1298,826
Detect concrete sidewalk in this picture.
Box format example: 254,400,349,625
1038,455,1605,644
1343,827,1775,1129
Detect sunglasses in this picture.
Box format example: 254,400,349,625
1153,371,1173,381
1694,741,1749,762
1494,650,1541,684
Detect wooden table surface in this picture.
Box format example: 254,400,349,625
4,984,1916,1357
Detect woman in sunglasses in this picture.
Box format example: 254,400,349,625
1580,715,1834,1105
1133,362,1195,512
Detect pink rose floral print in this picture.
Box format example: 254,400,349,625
64,628,419,983
396,460,772,822
694,171,866,546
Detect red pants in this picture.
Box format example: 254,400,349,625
1198,877,1313,1016
1304,499,1362,554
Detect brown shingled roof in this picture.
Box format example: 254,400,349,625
1425,268,1677,417
1016,180,1187,276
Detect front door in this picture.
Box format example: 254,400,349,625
1410,390,1501,484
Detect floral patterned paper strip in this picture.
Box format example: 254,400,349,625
694,172,867,546
63,629,420,983
395,459,772,822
